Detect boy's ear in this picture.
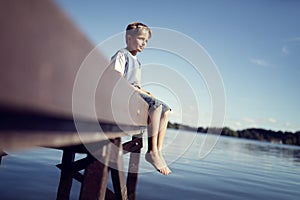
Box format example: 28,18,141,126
127,34,132,42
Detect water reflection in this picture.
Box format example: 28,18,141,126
1,131,300,200
135,130,300,200
216,136,300,166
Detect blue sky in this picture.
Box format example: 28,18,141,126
55,0,300,131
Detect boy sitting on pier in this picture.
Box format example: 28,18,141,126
111,22,171,176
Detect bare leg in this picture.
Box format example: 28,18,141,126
147,105,162,152
157,110,170,151
157,110,171,174
145,105,169,175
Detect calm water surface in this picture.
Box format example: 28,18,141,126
0,130,299,200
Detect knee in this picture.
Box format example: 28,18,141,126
154,104,163,112
162,110,170,119
148,105,163,120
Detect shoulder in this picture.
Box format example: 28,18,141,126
111,49,127,62
116,49,126,56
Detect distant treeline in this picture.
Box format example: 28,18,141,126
167,122,300,146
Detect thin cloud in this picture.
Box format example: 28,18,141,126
250,58,269,67
281,46,289,55
285,122,291,127
286,37,300,42
243,117,256,123
282,36,300,56
268,118,277,124
234,121,242,127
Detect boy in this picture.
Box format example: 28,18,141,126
110,22,171,176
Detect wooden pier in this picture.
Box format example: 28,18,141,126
0,1,148,199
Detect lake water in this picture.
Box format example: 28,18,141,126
0,130,300,200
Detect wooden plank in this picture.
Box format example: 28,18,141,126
79,141,111,200
123,136,143,154
0,2,147,199
57,156,91,172
56,149,75,200
0,0,93,117
127,152,141,200
0,0,148,151
0,150,7,165
0,0,148,125
126,136,143,200
105,188,116,200
0,150,6,157
0,130,145,150
110,138,128,200
80,159,110,200
0,106,145,150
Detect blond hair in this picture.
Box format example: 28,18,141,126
126,22,152,44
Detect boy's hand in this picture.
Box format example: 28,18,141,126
134,86,155,98
146,91,155,98
141,89,155,98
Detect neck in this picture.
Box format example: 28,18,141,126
126,47,137,56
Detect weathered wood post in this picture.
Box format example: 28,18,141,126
0,150,6,165
79,141,112,200
56,149,76,200
110,138,128,200
126,134,144,200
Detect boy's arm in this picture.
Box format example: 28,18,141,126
132,85,155,98
110,52,154,97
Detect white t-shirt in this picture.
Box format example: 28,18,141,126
111,48,141,87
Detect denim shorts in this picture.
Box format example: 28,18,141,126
140,93,171,114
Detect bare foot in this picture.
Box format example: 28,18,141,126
145,151,170,176
158,151,172,174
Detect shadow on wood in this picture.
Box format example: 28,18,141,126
0,1,148,199
0,0,148,151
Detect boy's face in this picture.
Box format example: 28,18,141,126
127,29,150,53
